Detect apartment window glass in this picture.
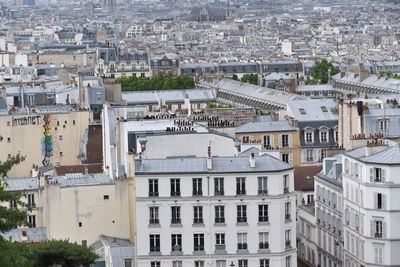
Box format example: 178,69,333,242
172,261,182,267
259,232,269,249
305,131,313,143
285,256,291,267
149,207,159,224
150,261,160,267
193,206,203,224
379,119,388,130
258,204,269,222
236,177,246,195
9,200,17,209
284,174,289,193
374,245,384,264
215,233,225,250
171,206,181,224
371,167,385,183
237,205,247,223
237,233,247,250
320,131,328,143
28,215,36,228
149,179,159,197
215,205,225,223
149,234,160,252
170,179,181,196
171,234,182,252
263,135,271,149
193,234,204,251
285,229,291,247
27,194,35,207
195,261,204,267
281,134,289,147
258,176,268,194
376,193,383,210
306,149,313,162
238,260,248,267
214,177,224,196
192,178,202,196
260,259,270,267
216,260,226,267
285,202,291,220
307,194,314,205
373,220,383,238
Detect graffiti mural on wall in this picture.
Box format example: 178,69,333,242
42,115,53,166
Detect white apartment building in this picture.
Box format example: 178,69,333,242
134,152,297,267
342,143,400,266
315,156,344,267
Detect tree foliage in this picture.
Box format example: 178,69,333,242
240,73,259,85
232,74,239,81
117,74,195,91
309,60,340,84
379,71,400,80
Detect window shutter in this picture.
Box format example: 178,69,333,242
370,168,374,182
370,220,374,237
374,193,378,209
381,169,386,183
382,194,386,210
289,153,293,165
289,134,292,147
383,221,387,238
302,150,306,162
279,135,282,148
270,135,275,149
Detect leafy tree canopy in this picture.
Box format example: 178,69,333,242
117,74,195,91
240,73,259,85
309,60,340,85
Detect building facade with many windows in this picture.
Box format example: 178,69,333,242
134,153,297,267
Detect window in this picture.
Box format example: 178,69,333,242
260,259,270,267
195,261,204,267
27,194,35,208
79,222,82,227
172,261,182,267
170,179,181,196
124,259,132,267
214,177,224,196
151,261,160,267
282,153,289,163
194,234,204,251
103,195,109,200
283,174,289,193
149,207,159,224
150,234,160,252
307,194,314,205
216,260,226,267
285,229,291,247
215,233,225,250
376,193,384,210
238,260,248,267
171,206,181,224
193,206,203,224
237,233,248,250
236,177,246,195
171,234,182,252
258,204,269,222
149,179,159,197
192,178,202,196
285,256,291,267
285,202,291,220
304,150,314,163
9,200,17,209
242,136,252,143
374,245,384,264
28,215,36,228
237,205,247,223
263,135,272,149
305,131,313,143
320,131,328,143
378,119,388,130
258,177,268,194
370,167,385,183
373,220,383,238
281,134,289,147
334,130,338,143
215,205,225,223
259,232,269,249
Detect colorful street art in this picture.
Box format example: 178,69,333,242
42,114,53,166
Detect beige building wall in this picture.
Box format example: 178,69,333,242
44,179,131,245
236,130,302,166
338,101,365,150
29,52,96,67
0,110,92,178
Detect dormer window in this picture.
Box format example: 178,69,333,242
320,130,329,143
305,130,314,144
378,119,388,131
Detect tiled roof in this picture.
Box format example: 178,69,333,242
294,166,321,191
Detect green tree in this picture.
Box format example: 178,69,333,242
117,74,195,91
232,74,239,80
31,240,97,267
240,74,259,85
309,60,340,84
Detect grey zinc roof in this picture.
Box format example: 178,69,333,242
1,227,48,242
5,177,39,191
287,99,338,121
48,173,113,188
297,84,334,92
135,155,292,174
236,120,298,134
100,235,135,267
364,108,400,138
332,72,400,92
359,145,400,165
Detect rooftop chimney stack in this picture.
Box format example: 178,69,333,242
250,153,256,168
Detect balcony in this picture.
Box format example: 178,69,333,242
285,214,291,220
171,218,181,225
170,191,181,197
215,218,225,224
258,216,269,223
149,192,159,197
192,191,203,197
236,190,246,196
374,233,382,238
193,218,204,224
285,241,291,248
237,243,248,250
237,217,247,223
215,244,226,251
259,242,269,249
284,187,289,193
149,219,159,225
172,245,182,252
258,189,268,195
215,190,224,196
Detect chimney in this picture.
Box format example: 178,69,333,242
207,146,212,170
359,63,369,82
249,153,255,168
340,71,345,78
184,94,191,116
